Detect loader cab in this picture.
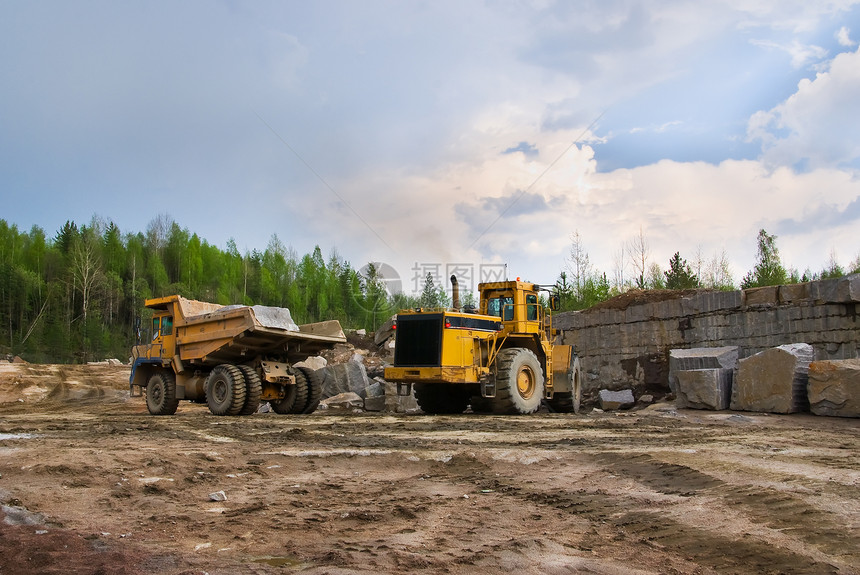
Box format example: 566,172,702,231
479,280,542,335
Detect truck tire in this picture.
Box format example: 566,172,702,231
288,369,311,414
415,383,469,414
492,348,544,414
547,357,582,414
297,367,323,414
146,372,179,415
270,384,297,414
236,365,262,416
206,364,247,416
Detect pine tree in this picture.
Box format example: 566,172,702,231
664,252,699,289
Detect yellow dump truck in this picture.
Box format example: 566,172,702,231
130,295,346,416
384,276,581,415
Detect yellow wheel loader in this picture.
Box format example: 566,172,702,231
384,276,581,415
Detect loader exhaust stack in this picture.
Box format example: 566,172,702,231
450,274,460,310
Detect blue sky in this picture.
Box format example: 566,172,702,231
2,1,859,297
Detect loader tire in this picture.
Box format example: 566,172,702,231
236,365,262,416
547,357,582,414
146,372,179,415
297,367,323,414
415,383,470,414
288,369,310,414
206,364,247,416
492,348,544,414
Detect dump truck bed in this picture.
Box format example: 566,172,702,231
146,295,346,366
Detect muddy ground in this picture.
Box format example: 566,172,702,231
0,363,858,575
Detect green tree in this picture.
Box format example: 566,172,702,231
741,229,788,288
664,252,699,289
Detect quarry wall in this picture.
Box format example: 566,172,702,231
554,274,860,397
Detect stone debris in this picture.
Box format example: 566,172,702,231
208,491,227,502
668,347,739,393
294,356,327,371
598,389,635,410
807,359,860,418
320,392,364,410
638,394,654,404
731,343,813,413
676,368,733,410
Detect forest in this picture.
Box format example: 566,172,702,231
0,215,405,363
1,216,856,364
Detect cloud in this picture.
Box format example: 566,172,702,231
836,26,856,46
776,194,860,234
750,39,829,68
747,46,860,169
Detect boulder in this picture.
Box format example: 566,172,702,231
808,359,860,418
318,362,371,399
731,343,812,413
363,396,386,412
676,368,733,410
599,389,635,410
374,316,397,345
668,347,739,393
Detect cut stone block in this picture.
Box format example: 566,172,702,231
808,359,860,418
744,286,779,307
599,389,635,410
676,368,733,410
668,347,739,393
731,343,813,413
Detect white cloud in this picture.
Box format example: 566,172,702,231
836,26,856,46
750,39,829,68
747,46,860,169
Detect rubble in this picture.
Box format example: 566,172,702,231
808,359,860,418
320,392,364,410
731,343,813,413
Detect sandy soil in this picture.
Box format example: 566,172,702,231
0,363,858,575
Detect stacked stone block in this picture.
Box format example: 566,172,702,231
556,274,860,406
668,346,738,393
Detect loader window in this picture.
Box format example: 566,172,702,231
526,294,538,321
151,317,160,340
488,297,514,321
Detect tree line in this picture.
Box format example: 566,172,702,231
1,215,856,362
555,227,860,312
0,215,403,363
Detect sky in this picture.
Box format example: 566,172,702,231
2,0,859,298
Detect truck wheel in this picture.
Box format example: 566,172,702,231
415,383,469,414
297,367,323,414
547,357,582,414
288,369,311,414
146,372,179,415
270,385,296,414
206,365,247,416
236,365,262,416
493,348,544,414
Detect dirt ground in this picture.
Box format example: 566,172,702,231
0,363,858,575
